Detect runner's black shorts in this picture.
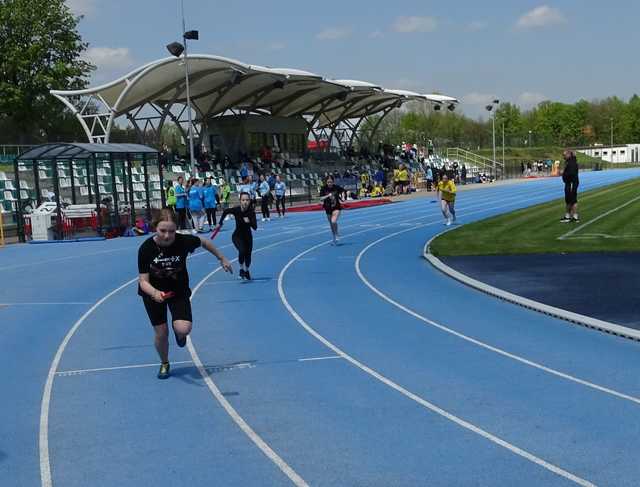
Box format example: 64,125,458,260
142,294,192,326
564,179,579,204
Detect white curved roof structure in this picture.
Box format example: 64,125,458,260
50,54,458,144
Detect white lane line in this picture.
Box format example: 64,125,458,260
39,277,138,487
277,234,596,486
354,227,640,406
298,355,342,362
186,339,308,486
558,193,640,240
56,360,194,376
36,181,576,487
0,302,93,306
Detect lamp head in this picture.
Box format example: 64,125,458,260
166,42,185,57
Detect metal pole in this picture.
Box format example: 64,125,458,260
86,159,93,204
33,159,41,206
109,153,119,229
181,0,196,176
52,158,63,240
13,157,25,242
70,160,77,205
92,154,102,235
142,153,151,219
126,154,136,226
502,122,505,171
610,118,614,161
492,113,496,179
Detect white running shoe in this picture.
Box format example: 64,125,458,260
445,218,452,226
267,217,270,221
261,217,266,222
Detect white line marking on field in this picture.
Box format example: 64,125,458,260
355,227,640,407
279,231,596,486
558,193,640,240
56,361,193,376
298,355,343,362
565,233,640,240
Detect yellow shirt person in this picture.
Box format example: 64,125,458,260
437,179,457,202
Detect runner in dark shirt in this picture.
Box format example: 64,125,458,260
216,192,258,280
561,150,580,222
138,208,232,379
319,176,344,245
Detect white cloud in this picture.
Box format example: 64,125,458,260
66,0,95,16
82,47,135,82
518,92,548,108
316,27,352,41
267,41,286,51
462,92,498,106
392,16,437,33
515,5,566,30
369,30,384,39
467,20,488,32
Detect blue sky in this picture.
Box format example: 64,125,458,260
67,0,640,119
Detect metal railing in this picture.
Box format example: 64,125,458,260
446,147,504,179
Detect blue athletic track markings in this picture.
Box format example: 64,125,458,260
1,168,640,487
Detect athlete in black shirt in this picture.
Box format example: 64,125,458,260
561,150,580,222
138,208,232,379
216,192,258,280
319,176,344,245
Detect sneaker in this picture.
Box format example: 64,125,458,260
266,217,270,221
446,218,452,226
239,269,246,280
175,331,186,348
157,362,170,380
571,216,580,223
560,217,571,223
244,269,251,281
261,218,266,222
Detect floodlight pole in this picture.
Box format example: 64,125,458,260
492,114,496,177
181,0,196,176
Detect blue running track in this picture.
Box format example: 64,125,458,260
2,168,640,487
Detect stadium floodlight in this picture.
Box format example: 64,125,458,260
167,0,199,175
166,42,185,57
184,30,199,40
485,104,493,112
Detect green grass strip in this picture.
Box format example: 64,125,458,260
431,178,640,256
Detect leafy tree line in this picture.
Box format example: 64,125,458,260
359,96,640,151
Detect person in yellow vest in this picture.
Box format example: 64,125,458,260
436,173,457,226
397,164,409,194
165,180,177,211
370,182,383,197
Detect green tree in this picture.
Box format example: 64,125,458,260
0,0,94,143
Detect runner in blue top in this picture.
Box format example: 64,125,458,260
274,174,286,218
188,178,205,232
174,176,187,230
258,174,271,222
203,177,219,229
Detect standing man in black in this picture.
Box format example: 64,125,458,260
561,150,579,222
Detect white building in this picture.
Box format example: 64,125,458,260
578,144,640,163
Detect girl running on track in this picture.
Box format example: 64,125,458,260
203,177,219,230
274,174,286,217
138,208,232,379
436,173,457,226
319,175,344,245
174,176,187,230
258,174,271,222
216,192,257,280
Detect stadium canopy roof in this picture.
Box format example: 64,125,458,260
16,143,157,161
50,54,458,143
